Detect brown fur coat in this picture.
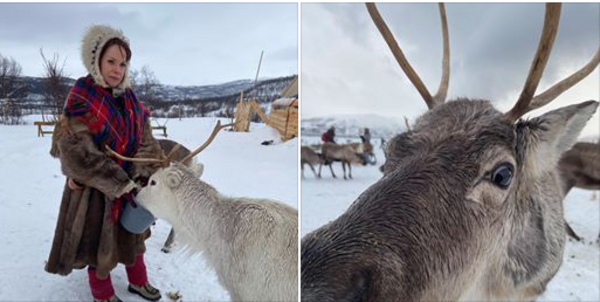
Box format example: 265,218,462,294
45,115,163,279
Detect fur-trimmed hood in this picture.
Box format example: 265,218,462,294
81,24,131,96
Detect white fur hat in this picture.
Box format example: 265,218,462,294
81,24,131,95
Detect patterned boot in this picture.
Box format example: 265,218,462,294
126,254,162,301
128,283,161,301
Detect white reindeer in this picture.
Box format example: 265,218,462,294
108,122,298,302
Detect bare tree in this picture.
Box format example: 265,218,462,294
131,65,160,107
0,53,27,125
40,49,69,121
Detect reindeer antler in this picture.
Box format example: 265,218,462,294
505,3,562,121
366,2,450,109
525,46,600,115
105,120,234,167
180,120,233,163
506,4,599,120
105,145,169,166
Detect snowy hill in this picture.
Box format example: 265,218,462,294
0,116,297,301
154,76,294,102
156,79,255,101
301,114,407,140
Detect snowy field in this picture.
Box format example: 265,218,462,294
0,116,298,302
301,137,600,301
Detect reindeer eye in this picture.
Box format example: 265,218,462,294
150,180,156,186
491,163,513,189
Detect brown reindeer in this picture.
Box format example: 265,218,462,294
559,142,600,194
558,141,600,241
301,146,324,179
319,142,365,180
348,141,377,165
302,3,600,302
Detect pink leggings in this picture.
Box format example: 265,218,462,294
87,254,148,300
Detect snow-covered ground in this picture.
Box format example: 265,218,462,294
301,137,600,301
0,116,298,302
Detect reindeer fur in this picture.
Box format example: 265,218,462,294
558,142,600,194
319,142,364,179
301,100,599,302
155,139,202,253
558,141,600,240
301,146,324,179
136,163,298,302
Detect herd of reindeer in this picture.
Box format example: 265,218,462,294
301,3,600,301
301,140,377,180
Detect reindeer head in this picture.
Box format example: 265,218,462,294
136,162,204,223
302,4,599,301
106,121,228,220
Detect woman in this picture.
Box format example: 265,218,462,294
45,25,163,302
321,126,336,144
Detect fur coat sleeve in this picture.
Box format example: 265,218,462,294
51,115,137,200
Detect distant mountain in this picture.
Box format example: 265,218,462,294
148,75,296,118
19,76,75,96
155,79,255,101
17,75,296,118
302,114,407,140
20,76,293,102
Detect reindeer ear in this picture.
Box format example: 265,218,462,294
517,100,598,176
190,161,204,178
165,168,184,189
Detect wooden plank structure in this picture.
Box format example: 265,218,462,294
34,120,167,137
34,121,56,137
233,75,298,141
234,91,252,132
152,125,168,137
269,98,298,140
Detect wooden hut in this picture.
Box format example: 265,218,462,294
269,97,298,141
271,75,298,140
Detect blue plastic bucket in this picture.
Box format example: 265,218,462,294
119,198,155,234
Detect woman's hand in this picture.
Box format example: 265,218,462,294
68,178,84,190
116,180,142,198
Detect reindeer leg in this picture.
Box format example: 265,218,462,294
565,222,581,242
329,163,337,178
301,163,306,179
162,228,176,253
342,162,348,180
318,163,323,178
309,163,319,179
347,163,352,179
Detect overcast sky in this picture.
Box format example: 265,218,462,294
0,3,297,86
302,3,600,137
